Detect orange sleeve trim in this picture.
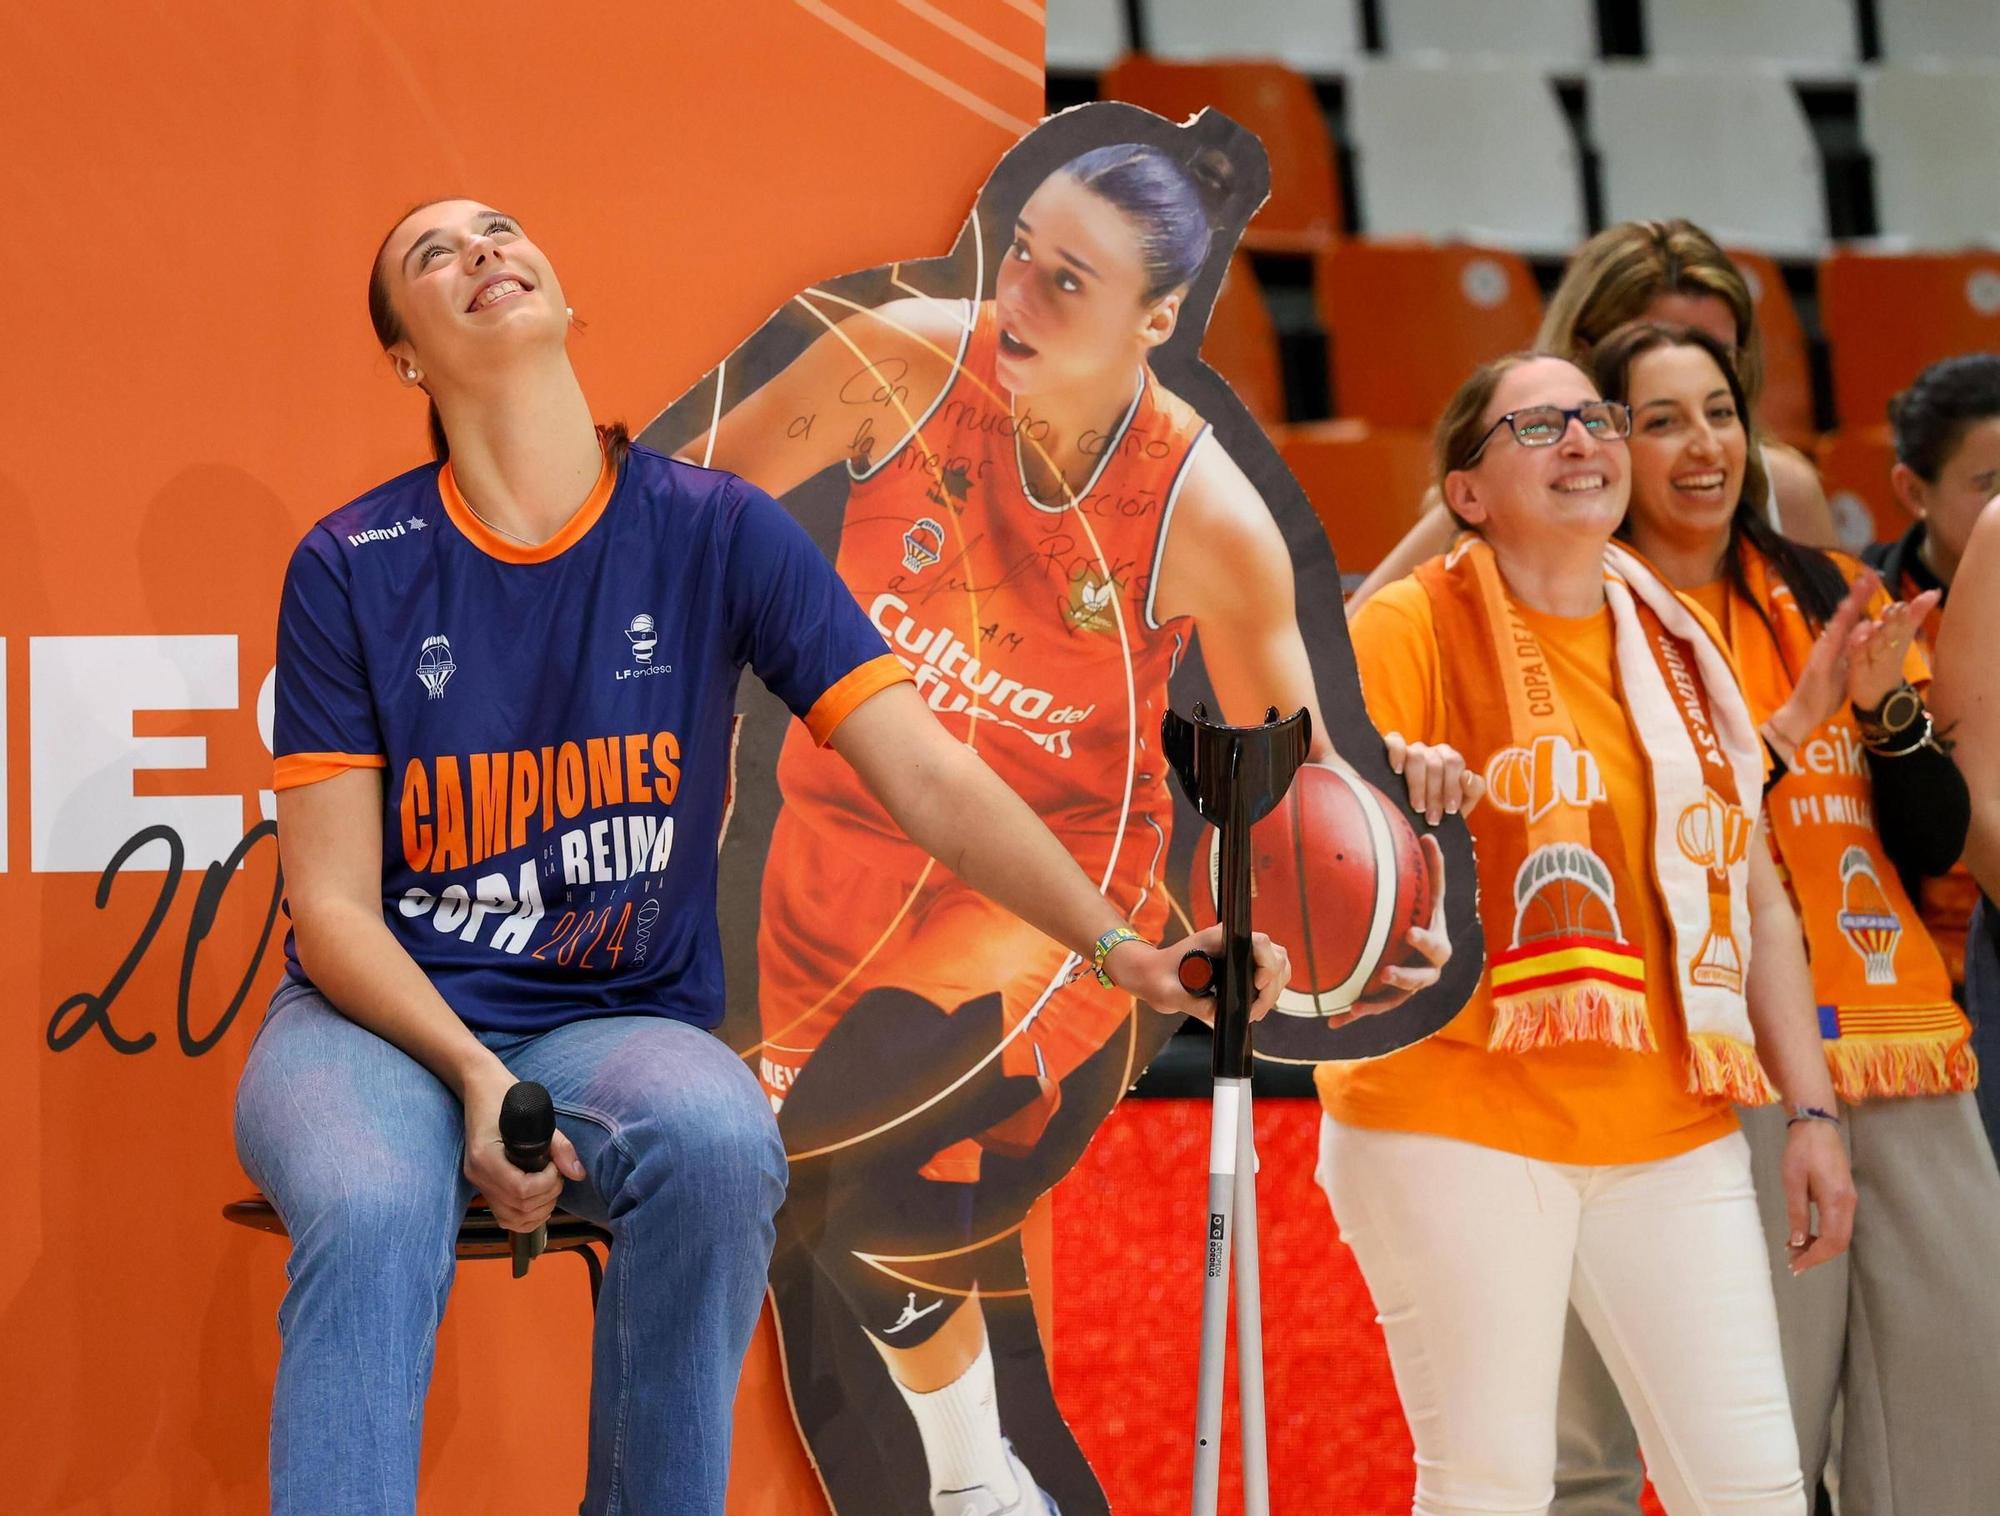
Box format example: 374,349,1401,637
805,653,914,746
273,751,387,791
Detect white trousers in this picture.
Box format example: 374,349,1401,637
1316,1116,1806,1516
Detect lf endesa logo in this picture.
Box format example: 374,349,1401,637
6,635,284,1061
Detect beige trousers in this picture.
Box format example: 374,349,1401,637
1554,1094,2000,1515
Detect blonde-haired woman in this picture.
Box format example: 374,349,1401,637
1349,220,1836,606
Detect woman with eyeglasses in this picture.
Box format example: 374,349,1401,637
1315,350,1851,1516
1551,322,1995,1516
1349,220,1837,610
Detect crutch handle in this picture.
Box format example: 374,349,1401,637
1178,948,1218,998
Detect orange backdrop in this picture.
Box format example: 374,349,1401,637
0,5,1041,1510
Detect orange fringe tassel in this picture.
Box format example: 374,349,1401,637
1824,1035,1979,1103
1489,983,1653,1055
1685,1033,1780,1105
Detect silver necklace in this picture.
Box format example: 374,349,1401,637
460,498,542,548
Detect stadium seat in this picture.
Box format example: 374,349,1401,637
1099,56,1341,252
1344,61,1586,255
1859,65,2000,250
1589,64,1828,260
1727,247,1817,447
1817,428,1908,548
1315,239,1544,428
1278,421,1435,578
1378,0,1597,67
1046,0,1128,72
1141,0,1363,74
1875,0,2000,64
1819,250,2000,429
1641,0,1859,73
1200,254,1286,428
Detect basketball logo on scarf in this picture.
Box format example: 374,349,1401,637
1492,842,1647,1035
1484,735,1604,822
1836,846,1903,985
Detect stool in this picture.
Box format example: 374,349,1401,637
223,1196,613,1306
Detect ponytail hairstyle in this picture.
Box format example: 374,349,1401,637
1589,321,1846,635
1058,142,1236,302
1541,220,1763,406
366,198,630,470
1888,353,2000,482
367,212,453,462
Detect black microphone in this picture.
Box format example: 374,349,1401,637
498,1080,556,1278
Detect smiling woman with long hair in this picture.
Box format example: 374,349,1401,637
232,196,1286,1516
1535,321,1997,1516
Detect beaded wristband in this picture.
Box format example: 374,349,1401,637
1090,925,1143,989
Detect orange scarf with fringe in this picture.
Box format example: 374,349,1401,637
1417,538,1776,1104
1727,549,1974,1100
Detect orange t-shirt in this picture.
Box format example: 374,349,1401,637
1313,576,1740,1165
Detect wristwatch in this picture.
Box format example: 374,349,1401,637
1852,682,1924,750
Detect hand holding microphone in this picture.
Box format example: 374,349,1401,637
460,1069,587,1280
500,1082,557,1277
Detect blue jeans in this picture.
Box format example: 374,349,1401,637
234,978,786,1515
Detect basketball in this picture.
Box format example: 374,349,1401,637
1190,764,1433,1016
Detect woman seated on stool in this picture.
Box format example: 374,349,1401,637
232,197,1285,1516
1314,350,1853,1516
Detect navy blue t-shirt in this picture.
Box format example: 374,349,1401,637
273,443,906,1034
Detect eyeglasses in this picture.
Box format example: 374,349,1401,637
1462,401,1633,467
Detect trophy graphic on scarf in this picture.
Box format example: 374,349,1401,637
1677,786,1752,991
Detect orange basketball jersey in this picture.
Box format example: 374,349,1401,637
773,299,1211,841
754,301,1212,1135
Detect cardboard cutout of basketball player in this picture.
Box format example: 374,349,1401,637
641,104,1481,1515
